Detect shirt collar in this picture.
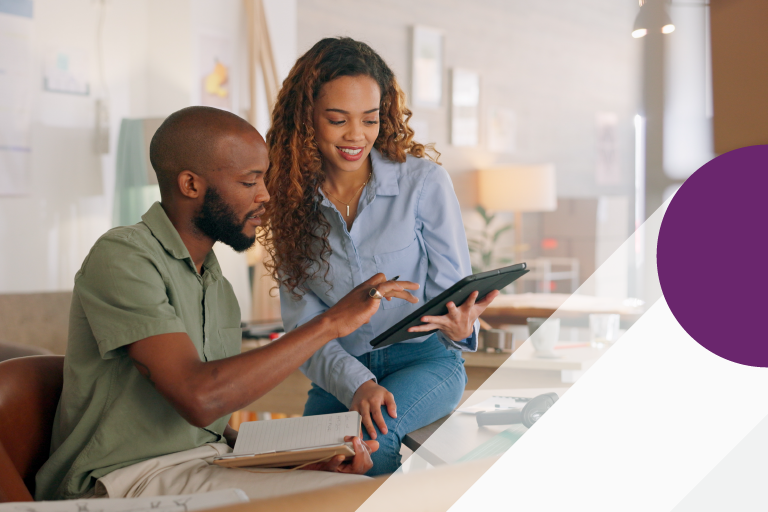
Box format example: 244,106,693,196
318,148,401,209
369,148,401,197
141,202,222,278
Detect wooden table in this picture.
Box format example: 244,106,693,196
481,293,644,326
403,388,568,466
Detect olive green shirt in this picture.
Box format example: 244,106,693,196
35,202,242,500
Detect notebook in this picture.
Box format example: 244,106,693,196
213,411,361,469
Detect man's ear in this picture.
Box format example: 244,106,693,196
177,170,204,199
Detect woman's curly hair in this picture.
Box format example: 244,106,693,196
259,37,438,298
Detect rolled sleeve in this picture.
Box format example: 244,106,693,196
437,322,479,352
280,286,375,407
417,167,480,352
77,236,186,359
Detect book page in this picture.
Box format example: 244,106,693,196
233,411,360,455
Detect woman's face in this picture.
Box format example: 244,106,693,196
312,74,381,175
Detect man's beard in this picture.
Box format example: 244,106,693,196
193,186,256,253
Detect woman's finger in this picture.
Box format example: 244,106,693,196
408,322,440,332
359,403,377,439
385,392,397,419
475,289,500,307
460,291,480,310
371,405,389,435
419,313,453,326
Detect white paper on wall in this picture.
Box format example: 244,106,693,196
487,106,516,154
595,111,620,186
199,32,233,111
43,48,90,95
0,10,33,196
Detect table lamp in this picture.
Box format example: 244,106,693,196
476,164,557,265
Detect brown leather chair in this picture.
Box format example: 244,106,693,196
0,342,52,363
0,356,64,502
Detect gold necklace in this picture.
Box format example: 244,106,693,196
324,171,372,218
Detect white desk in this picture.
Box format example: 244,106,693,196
403,388,568,466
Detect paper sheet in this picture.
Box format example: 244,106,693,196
0,9,33,196
457,396,530,415
233,411,360,455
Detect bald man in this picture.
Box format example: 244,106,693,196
35,107,418,501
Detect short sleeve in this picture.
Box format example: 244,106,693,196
76,236,186,359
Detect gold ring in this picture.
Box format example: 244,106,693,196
368,287,384,300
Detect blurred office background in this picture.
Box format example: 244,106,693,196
1,0,765,357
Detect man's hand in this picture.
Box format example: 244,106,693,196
303,436,379,474
407,290,500,341
350,380,396,440
326,274,419,340
224,424,238,448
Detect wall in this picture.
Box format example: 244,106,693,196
710,0,768,154
297,0,640,199
0,0,147,293
0,0,296,302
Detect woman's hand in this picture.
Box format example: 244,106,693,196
407,290,501,341
350,380,397,440
303,436,379,474
326,273,419,340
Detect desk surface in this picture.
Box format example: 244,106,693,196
403,387,568,466
482,293,644,325
465,342,606,371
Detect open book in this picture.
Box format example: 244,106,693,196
213,411,361,469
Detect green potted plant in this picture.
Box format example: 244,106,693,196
465,205,515,275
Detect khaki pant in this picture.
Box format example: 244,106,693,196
94,443,369,501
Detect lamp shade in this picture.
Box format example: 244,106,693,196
477,165,557,212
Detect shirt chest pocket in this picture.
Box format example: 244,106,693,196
374,238,426,310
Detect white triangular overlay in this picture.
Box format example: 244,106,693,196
449,298,768,511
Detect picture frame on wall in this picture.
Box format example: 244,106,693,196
450,68,480,146
411,25,443,108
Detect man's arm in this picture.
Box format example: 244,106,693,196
126,273,418,428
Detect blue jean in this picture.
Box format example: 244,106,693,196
303,335,467,475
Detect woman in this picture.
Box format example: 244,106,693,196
260,37,498,475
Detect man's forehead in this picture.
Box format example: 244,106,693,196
212,133,268,174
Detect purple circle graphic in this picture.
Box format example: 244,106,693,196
658,145,768,367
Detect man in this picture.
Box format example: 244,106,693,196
35,106,419,501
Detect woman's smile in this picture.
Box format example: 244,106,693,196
336,146,365,161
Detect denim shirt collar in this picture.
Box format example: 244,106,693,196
368,147,400,197
319,148,401,210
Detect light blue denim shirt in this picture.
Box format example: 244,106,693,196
279,148,478,407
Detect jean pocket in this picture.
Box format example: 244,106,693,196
373,237,426,310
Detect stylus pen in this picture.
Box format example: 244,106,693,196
391,275,400,281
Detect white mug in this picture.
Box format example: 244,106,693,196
527,317,560,357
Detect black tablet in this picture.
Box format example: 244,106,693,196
369,263,528,349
